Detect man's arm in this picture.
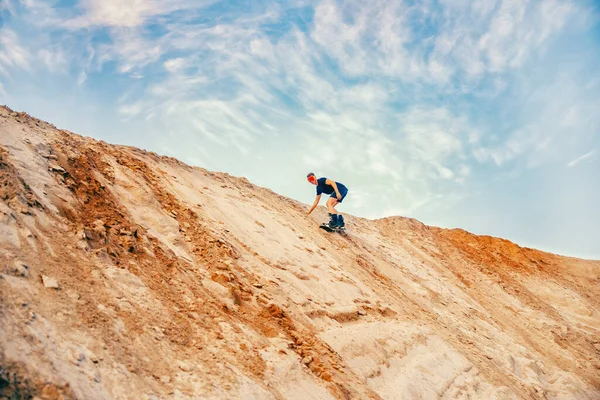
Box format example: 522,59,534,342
307,194,322,214
326,179,341,199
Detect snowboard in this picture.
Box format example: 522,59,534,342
319,224,347,235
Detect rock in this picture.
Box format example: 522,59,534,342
15,262,29,277
10,112,17,117
159,376,171,384
321,371,333,381
84,220,107,248
593,343,600,352
232,289,242,306
69,349,85,365
41,153,59,161
560,325,568,337
7,260,29,278
267,303,284,318
357,309,367,316
42,275,59,289
177,361,193,372
48,163,66,174
302,356,313,365
87,350,100,363
94,372,102,383
67,291,81,301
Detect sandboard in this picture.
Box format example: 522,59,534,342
319,224,347,235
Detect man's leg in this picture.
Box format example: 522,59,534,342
326,197,339,214
326,198,340,227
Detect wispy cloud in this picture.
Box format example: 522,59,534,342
64,0,215,28
0,28,30,76
567,150,596,168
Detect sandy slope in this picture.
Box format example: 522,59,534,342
0,106,598,400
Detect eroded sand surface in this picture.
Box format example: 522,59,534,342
1,106,599,399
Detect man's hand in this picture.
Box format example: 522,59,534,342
336,192,341,200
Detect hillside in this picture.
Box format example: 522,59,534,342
1,106,599,400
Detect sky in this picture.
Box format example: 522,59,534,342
1,0,599,259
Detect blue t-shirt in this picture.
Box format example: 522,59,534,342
316,177,347,196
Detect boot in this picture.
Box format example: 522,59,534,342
337,214,345,227
328,213,339,228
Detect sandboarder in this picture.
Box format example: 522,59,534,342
306,172,348,229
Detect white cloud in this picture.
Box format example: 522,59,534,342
38,48,67,73
0,0,15,14
567,150,596,168
64,0,215,28
19,0,62,26
0,80,7,101
0,28,30,76
164,57,186,72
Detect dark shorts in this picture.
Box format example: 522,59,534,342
330,187,348,203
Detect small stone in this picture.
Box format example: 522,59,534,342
68,291,81,301
232,290,242,306
560,325,568,337
177,361,193,372
94,372,102,383
593,343,600,352
302,356,313,365
10,112,17,117
159,376,171,384
69,350,85,365
253,283,263,288
41,153,59,160
321,371,333,381
11,261,29,278
87,350,99,363
184,236,192,242
42,275,59,289
48,163,66,174
267,303,284,318
357,309,367,316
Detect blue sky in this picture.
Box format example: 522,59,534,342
1,0,599,259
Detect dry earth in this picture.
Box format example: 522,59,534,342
0,106,599,400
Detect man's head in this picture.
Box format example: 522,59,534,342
307,172,317,185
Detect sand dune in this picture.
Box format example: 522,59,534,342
1,106,599,399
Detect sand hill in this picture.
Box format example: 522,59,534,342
0,106,599,399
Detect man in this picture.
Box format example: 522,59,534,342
306,172,348,228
